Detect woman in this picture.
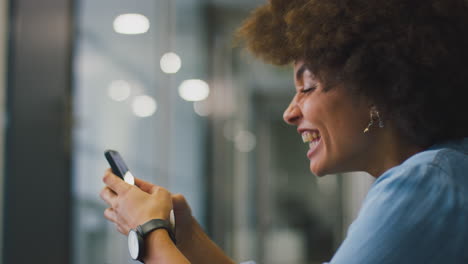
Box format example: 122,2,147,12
100,0,468,263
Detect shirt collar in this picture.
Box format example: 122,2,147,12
428,137,468,154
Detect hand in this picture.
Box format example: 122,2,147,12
100,170,233,264
171,193,195,246
100,169,173,234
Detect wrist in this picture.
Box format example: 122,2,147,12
128,219,175,262
175,217,235,264
146,228,176,250
176,216,201,252
144,229,182,263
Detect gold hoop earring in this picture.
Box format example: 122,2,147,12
363,106,384,133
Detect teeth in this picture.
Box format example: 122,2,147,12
309,139,320,149
302,132,313,143
302,131,320,143
312,132,318,139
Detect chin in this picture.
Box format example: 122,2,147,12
309,164,328,177
309,149,335,176
310,161,343,177
314,172,328,177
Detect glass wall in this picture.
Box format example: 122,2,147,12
72,0,208,263
72,1,374,264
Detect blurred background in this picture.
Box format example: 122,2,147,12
0,0,374,263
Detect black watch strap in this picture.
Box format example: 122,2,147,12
138,219,176,244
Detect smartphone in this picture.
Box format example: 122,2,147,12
104,149,135,185
104,149,176,228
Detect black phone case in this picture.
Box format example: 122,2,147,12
104,150,129,179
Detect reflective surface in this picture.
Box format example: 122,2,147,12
0,0,7,259
73,0,208,263
72,0,374,264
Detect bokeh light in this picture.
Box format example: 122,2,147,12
113,14,150,35
108,80,131,102
193,101,211,116
178,79,210,102
131,95,157,117
235,130,257,153
160,52,182,74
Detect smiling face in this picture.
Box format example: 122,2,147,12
283,61,375,176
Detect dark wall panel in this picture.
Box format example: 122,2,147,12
3,0,73,263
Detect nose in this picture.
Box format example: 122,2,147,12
283,97,302,125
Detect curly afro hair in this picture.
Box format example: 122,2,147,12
237,0,468,147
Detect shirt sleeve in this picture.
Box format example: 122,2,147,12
328,163,465,264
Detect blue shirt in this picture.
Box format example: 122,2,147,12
328,138,468,264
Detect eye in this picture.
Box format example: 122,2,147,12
301,85,317,94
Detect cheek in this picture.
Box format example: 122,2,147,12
326,109,365,151
326,112,373,171
315,102,369,168
301,98,323,123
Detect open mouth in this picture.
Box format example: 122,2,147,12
302,130,322,156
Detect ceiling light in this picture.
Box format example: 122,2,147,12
178,79,210,102
113,14,150,35
193,101,210,117
235,130,257,153
108,80,131,102
132,95,157,117
160,52,182,74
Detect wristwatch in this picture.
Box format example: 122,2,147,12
128,219,176,262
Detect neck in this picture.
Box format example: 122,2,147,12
365,128,424,178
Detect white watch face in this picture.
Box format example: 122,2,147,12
128,230,140,260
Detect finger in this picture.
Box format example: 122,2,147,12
172,194,190,213
104,207,117,223
134,177,156,193
172,194,192,218
106,209,130,235
116,223,128,235
103,169,131,194
100,187,117,207
136,178,166,195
